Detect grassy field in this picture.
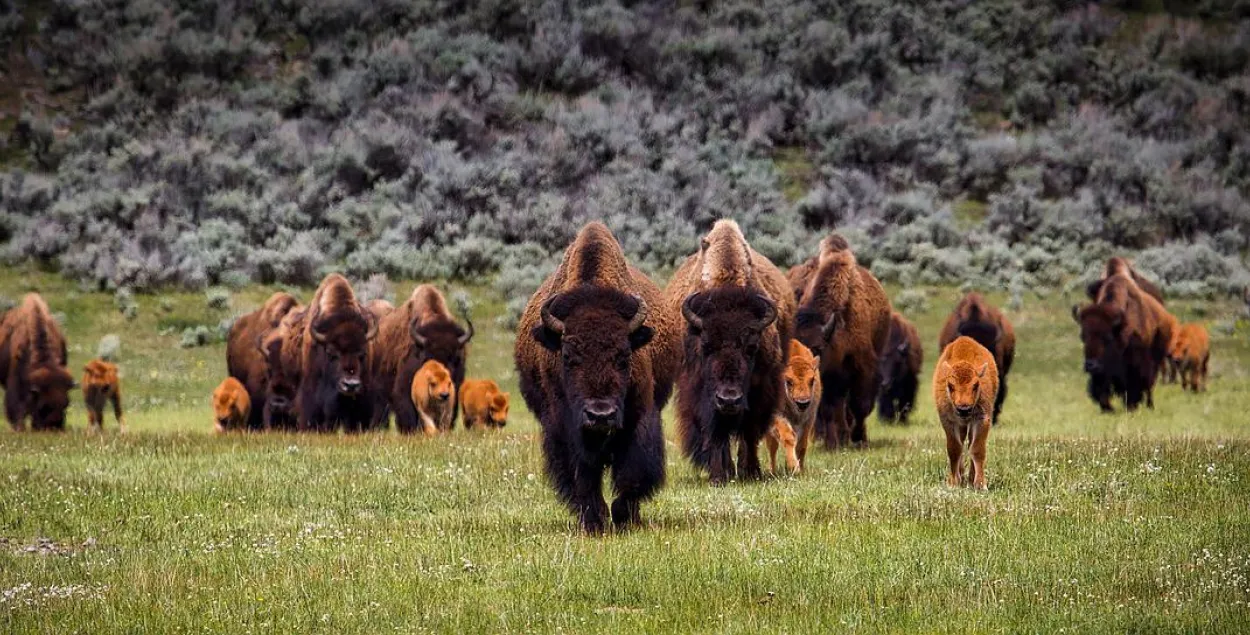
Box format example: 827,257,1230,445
2,265,1249,633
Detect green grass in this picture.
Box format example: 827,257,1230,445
2,267,1249,633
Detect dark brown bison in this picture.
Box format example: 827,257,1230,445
296,274,377,432
794,235,892,449
1086,257,1164,305
0,294,75,431
877,311,923,425
258,305,305,430
1073,273,1173,412
665,220,795,484
370,285,474,433
514,221,680,533
938,293,1015,424
226,291,300,429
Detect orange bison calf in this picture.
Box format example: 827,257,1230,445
1169,324,1210,393
82,359,124,433
410,360,456,435
460,379,509,429
765,341,822,474
933,336,999,490
212,377,252,433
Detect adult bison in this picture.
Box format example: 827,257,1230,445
878,311,923,425
295,274,377,432
514,222,680,533
794,235,892,449
938,293,1015,424
370,285,474,433
258,305,305,430
1,294,75,431
1073,274,1173,412
1086,257,1164,305
665,220,795,483
226,292,300,429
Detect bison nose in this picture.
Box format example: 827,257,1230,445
794,398,811,412
582,400,618,428
338,378,363,395
269,395,290,410
714,387,744,413
955,405,975,417
437,392,451,402
1084,360,1101,373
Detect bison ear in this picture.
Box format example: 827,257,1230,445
977,362,988,378
811,355,820,367
941,361,952,374
628,325,654,351
532,325,562,352
897,340,909,353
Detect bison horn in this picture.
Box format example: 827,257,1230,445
457,305,475,345
627,295,649,333
681,293,704,331
311,323,329,344
821,312,842,340
752,296,777,331
409,319,428,348
540,294,565,335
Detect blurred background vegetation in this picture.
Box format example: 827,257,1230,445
0,0,1248,306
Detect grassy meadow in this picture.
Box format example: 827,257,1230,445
2,265,1249,633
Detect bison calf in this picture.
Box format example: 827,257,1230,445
938,293,1014,424
934,336,999,490
411,360,455,435
82,359,124,433
1169,323,1210,393
765,341,822,474
460,379,509,429
877,312,922,425
213,377,252,433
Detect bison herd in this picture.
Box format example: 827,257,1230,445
0,221,1221,533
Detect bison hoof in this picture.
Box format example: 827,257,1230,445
611,498,641,528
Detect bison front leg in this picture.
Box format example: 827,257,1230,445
967,419,990,491
111,389,126,433
573,463,609,534
943,425,964,487
5,385,27,431
610,412,665,530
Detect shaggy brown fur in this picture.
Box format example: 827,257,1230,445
793,235,892,449
410,359,455,435
258,304,305,429
933,337,999,490
297,274,376,432
1073,273,1173,412
514,221,681,533
460,379,509,428
212,377,251,433
1086,257,1165,305
370,284,473,433
1169,323,1210,393
878,311,923,424
937,293,1015,424
366,299,394,319
765,340,822,474
82,359,123,433
665,219,796,483
226,292,299,429
787,259,816,304
0,294,74,431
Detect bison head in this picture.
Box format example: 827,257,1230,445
794,306,841,358
1073,304,1123,376
410,307,473,385
533,286,653,432
418,360,454,404
488,392,510,427
681,287,778,416
878,337,911,392
784,343,820,412
28,365,75,430
311,311,376,397
942,360,989,419
259,334,296,416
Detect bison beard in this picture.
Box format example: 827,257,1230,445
520,286,663,533
676,287,782,484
